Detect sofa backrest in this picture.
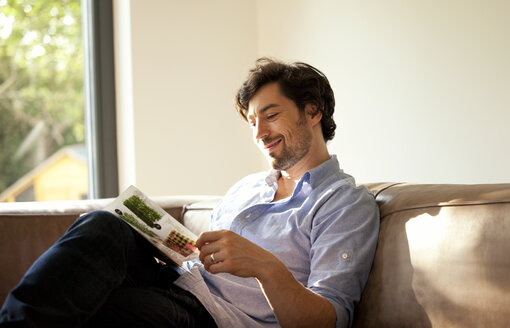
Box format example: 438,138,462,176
2,183,510,328
354,183,510,328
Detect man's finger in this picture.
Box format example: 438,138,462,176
196,230,226,248
198,243,221,263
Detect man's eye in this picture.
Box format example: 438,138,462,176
267,113,278,120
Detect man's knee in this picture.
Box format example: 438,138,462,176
74,210,121,228
67,210,132,242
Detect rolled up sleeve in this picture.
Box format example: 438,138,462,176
307,186,380,328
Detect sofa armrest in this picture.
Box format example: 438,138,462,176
181,199,221,236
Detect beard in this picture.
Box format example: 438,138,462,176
267,116,312,171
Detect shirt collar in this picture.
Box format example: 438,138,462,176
307,154,341,189
264,155,341,194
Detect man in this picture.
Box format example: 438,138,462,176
0,58,379,328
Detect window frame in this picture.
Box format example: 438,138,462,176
82,0,118,199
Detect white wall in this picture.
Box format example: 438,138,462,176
256,0,510,184
114,0,266,196
115,0,510,197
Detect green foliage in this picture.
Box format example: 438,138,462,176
119,211,157,238
123,195,163,227
0,0,84,192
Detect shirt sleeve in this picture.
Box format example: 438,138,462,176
307,184,380,328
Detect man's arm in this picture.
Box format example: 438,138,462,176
196,230,336,328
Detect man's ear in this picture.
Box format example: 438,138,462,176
306,104,322,127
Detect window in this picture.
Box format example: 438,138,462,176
0,0,117,202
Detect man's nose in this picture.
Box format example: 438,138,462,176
253,120,269,141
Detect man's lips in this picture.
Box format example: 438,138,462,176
263,138,282,152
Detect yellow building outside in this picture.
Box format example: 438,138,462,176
0,145,88,202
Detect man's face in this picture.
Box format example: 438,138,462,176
247,82,313,171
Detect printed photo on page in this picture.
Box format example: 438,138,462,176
104,185,199,267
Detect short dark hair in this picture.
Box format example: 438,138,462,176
235,57,336,141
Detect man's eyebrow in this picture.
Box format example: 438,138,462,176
249,104,279,119
260,103,279,114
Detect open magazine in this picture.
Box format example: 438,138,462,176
104,185,199,267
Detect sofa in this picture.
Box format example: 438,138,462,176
1,182,509,327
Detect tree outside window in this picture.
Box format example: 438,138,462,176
0,0,87,201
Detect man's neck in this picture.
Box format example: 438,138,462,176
273,149,330,202
273,176,297,202
284,139,331,177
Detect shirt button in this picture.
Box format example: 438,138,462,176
341,253,349,259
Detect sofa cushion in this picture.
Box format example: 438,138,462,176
181,199,220,237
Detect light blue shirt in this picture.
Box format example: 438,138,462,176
176,155,379,328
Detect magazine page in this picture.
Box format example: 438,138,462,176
104,185,199,267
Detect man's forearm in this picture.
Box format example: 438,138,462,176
257,261,336,328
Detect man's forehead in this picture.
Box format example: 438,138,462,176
247,83,285,117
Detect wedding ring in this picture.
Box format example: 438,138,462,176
210,253,215,263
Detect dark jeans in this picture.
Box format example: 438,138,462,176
0,210,217,328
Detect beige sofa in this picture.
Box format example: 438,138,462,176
1,183,509,327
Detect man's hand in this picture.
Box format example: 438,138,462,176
196,229,283,280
